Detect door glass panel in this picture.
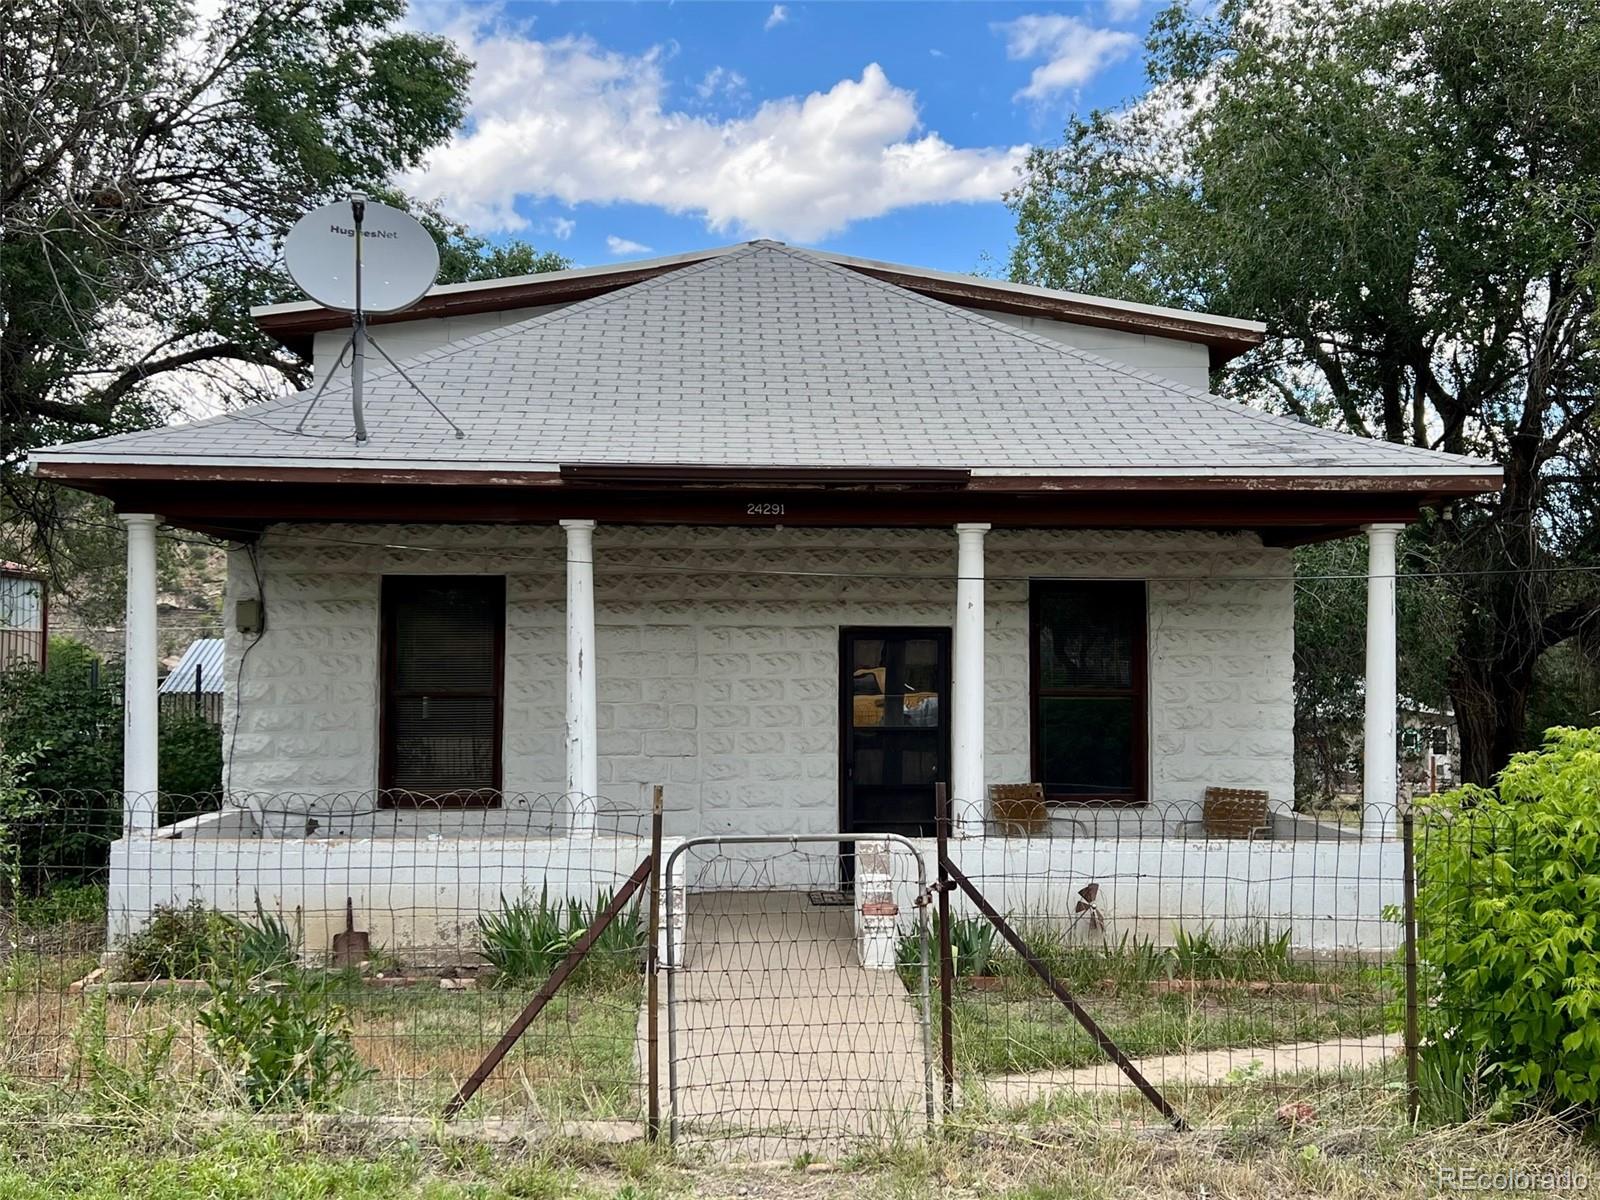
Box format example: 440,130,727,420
900,637,942,728
1038,696,1136,796
850,730,940,786
850,637,887,727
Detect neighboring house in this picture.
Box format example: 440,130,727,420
158,637,225,724
29,241,1501,954
0,562,47,669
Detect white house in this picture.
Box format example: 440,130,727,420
30,241,1500,956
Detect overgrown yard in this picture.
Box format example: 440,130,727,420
2,884,645,1120
951,978,1387,1078
2,1089,1596,1200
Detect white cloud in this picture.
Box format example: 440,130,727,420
605,235,652,256
403,18,1028,242
545,216,576,240
996,13,1139,102
1104,0,1143,20
764,5,788,31
695,65,748,103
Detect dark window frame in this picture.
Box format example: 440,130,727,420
1028,579,1149,808
379,574,506,808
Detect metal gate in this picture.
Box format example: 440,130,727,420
662,834,934,1153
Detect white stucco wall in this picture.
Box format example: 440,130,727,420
221,525,1294,838
983,312,1212,391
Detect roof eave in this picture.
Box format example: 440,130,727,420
29,456,1501,497
250,243,1268,364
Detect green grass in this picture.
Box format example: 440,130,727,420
3,965,644,1121
1,1077,1597,1200
338,976,645,1118
0,1119,676,1200
950,979,1390,1077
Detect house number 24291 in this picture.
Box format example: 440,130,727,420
745,503,786,517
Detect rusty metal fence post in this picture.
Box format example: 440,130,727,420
934,782,955,1110
1402,809,1420,1124
444,853,653,1120
647,784,664,1141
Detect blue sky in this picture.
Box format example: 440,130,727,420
404,1,1159,275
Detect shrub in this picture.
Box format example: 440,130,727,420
0,650,226,886
0,658,122,885
1412,726,1600,1122
197,970,367,1111
157,712,223,822
116,897,297,981
117,900,235,981
479,887,644,987
898,914,999,983
1172,924,1294,981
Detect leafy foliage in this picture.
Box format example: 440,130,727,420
197,970,367,1111
157,713,223,819
116,900,241,981
116,896,296,982
1293,538,1460,806
1171,924,1293,983
0,2,569,582
0,648,227,887
1008,0,1600,782
1412,727,1600,1120
0,658,123,887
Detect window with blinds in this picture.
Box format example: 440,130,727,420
1030,580,1148,805
380,576,505,805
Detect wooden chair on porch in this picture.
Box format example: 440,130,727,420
988,783,1050,836
1198,786,1272,839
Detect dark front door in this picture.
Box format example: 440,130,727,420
840,627,951,841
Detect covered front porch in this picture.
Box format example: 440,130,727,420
106,516,1410,959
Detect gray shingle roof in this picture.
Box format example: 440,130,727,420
34,242,1494,482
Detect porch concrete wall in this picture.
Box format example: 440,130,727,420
109,817,1396,958
223,525,1294,837
108,810,660,956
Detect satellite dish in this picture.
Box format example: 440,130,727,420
283,195,460,446
283,198,439,314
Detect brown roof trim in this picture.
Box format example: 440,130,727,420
558,464,972,487
87,481,1438,546
34,459,1500,499
842,266,1263,368
253,253,1266,366
255,259,714,358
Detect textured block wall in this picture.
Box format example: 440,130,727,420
223,525,1294,834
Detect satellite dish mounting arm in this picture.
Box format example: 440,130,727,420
349,195,369,444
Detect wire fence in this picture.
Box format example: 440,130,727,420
0,789,1442,1152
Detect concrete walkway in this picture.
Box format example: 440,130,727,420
640,891,932,1156
982,1032,1399,1110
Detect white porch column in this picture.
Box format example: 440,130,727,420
561,519,599,835
121,513,160,835
1363,523,1403,841
952,523,990,837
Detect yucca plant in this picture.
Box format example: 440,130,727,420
479,888,580,987
479,887,645,987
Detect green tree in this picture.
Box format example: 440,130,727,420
0,0,570,590
1009,0,1600,782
